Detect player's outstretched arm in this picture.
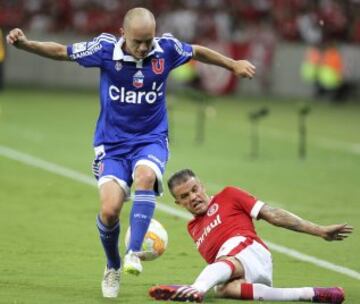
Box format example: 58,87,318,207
192,44,256,79
258,204,353,241
6,28,69,61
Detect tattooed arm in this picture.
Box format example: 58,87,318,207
258,205,353,241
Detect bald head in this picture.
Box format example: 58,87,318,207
121,7,156,59
123,7,156,31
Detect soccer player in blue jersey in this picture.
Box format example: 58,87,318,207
7,7,256,298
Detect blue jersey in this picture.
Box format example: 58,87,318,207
67,33,193,148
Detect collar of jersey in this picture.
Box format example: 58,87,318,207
112,37,163,62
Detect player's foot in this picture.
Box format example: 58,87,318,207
123,250,143,275
149,285,204,302
101,267,121,298
312,287,345,304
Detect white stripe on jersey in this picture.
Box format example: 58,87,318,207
87,34,117,50
94,33,117,42
162,33,174,38
98,32,117,40
87,39,116,51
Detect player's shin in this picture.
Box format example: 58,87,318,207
127,190,156,252
191,260,234,294
96,214,121,270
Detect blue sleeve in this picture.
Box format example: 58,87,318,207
67,33,117,68
162,34,193,70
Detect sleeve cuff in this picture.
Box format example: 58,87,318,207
66,45,74,60
250,200,265,219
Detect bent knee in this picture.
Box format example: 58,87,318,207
134,166,157,189
100,204,120,222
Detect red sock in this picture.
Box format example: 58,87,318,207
240,283,254,300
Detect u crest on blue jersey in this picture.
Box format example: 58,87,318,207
133,70,144,88
151,59,165,75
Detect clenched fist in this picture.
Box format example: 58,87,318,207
6,28,28,47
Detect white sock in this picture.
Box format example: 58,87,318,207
253,284,315,301
191,261,233,293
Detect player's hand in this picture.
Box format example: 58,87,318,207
321,224,353,241
232,60,256,79
6,28,28,47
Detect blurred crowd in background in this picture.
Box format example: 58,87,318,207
1,0,359,100
1,0,360,44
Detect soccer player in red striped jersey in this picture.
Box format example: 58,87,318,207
149,169,352,303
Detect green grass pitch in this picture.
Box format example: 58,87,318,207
0,88,359,303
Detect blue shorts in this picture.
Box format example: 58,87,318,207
92,138,169,199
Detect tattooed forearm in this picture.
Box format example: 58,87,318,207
258,204,353,241
259,205,322,237
270,208,303,231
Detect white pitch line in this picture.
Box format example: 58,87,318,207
264,128,360,156
0,145,359,281
267,241,360,280
0,145,97,187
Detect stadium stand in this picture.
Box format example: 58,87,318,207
0,0,360,44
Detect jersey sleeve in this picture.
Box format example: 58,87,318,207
161,33,193,70
226,187,265,219
67,33,117,68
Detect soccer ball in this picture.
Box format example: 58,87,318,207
125,218,168,261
